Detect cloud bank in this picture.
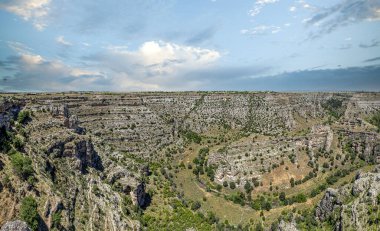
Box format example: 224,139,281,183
0,0,51,30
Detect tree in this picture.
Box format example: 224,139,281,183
191,201,201,211
20,197,39,231
279,192,286,201
290,177,295,187
229,181,236,189
244,181,253,194
223,181,228,187
262,201,272,211
10,152,34,180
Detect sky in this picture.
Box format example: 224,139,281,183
0,0,379,92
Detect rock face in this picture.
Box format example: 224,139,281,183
315,188,341,222
46,137,103,173
315,168,380,230
0,220,31,231
130,182,147,207
277,220,299,231
0,98,21,131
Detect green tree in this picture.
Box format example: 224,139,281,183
244,181,253,194
229,181,236,189
10,152,34,180
290,177,295,187
223,181,228,187
19,196,39,231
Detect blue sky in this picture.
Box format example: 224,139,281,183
0,0,379,91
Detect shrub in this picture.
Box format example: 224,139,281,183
223,181,228,187
10,152,34,180
183,130,201,144
290,177,295,187
191,201,201,211
262,201,272,211
369,111,380,131
17,110,31,124
229,182,236,189
51,211,62,228
293,193,307,203
244,181,253,194
13,135,24,150
20,196,39,231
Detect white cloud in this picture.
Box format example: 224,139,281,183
0,0,51,30
241,25,281,36
56,36,72,46
289,6,296,12
2,40,222,91
98,41,221,77
249,0,279,17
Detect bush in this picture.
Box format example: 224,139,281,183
51,211,62,228
183,130,201,144
262,201,272,211
229,182,236,189
293,193,307,203
10,152,34,180
223,181,228,187
244,181,253,194
290,177,295,187
369,111,380,131
13,135,24,150
17,110,31,124
20,196,39,231
191,201,201,211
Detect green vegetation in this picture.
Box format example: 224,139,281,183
10,152,34,181
191,201,201,211
369,111,380,132
183,130,202,144
19,196,39,231
17,110,31,124
141,199,214,230
51,211,62,229
192,147,218,182
322,98,345,119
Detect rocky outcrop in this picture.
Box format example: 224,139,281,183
130,182,147,207
0,98,21,131
0,220,31,231
315,188,342,222
314,168,380,230
340,131,380,164
47,137,103,173
74,139,103,173
277,220,299,231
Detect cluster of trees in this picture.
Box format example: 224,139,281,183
278,191,307,206
183,130,202,144
192,147,217,182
